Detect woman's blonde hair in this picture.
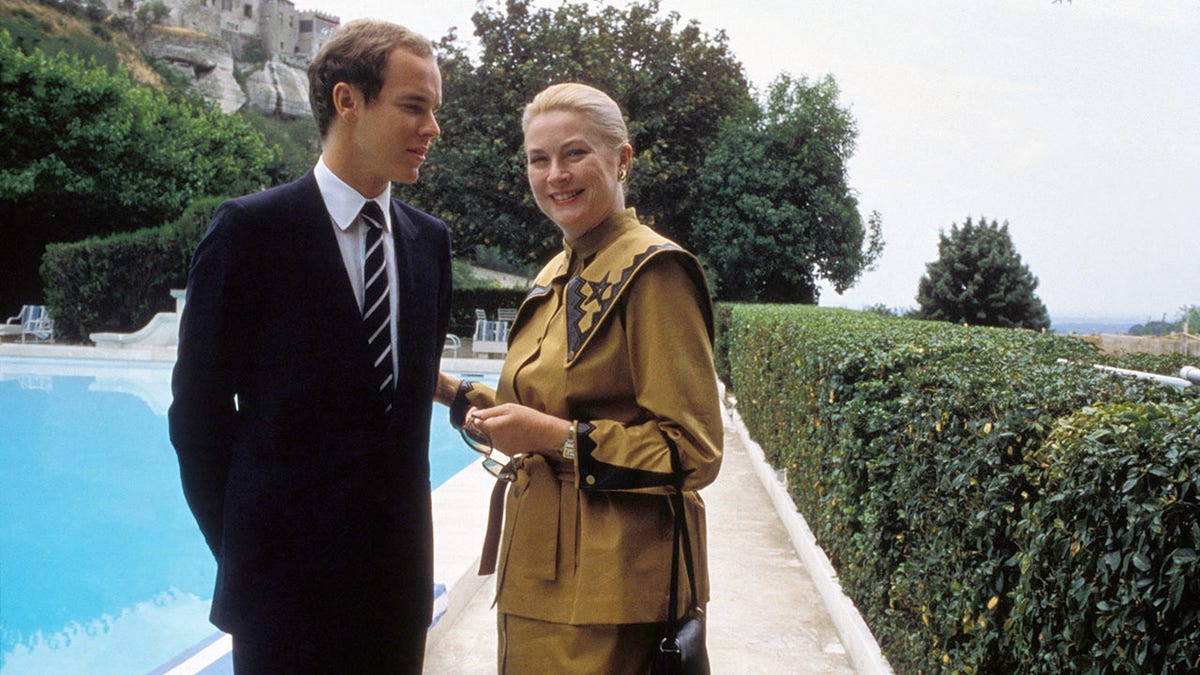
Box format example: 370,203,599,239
522,83,630,151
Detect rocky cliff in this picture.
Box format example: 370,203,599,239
243,58,313,119
139,26,313,119
139,27,245,114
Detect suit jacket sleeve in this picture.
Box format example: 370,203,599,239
168,200,256,557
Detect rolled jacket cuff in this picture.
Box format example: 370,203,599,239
449,379,476,429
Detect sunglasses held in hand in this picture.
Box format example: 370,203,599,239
461,416,516,482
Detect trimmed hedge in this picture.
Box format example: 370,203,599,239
40,196,221,342
1011,398,1200,673
720,304,1199,674
40,195,527,343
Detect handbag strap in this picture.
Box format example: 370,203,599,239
665,434,700,630
667,491,682,626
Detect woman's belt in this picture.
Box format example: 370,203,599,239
478,454,576,577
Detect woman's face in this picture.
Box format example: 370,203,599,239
524,109,631,242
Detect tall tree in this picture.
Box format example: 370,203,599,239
406,0,753,268
0,31,274,313
1180,305,1200,334
915,216,1050,330
689,73,882,303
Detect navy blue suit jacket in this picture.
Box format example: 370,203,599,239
168,171,451,657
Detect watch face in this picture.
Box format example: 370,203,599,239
561,426,577,458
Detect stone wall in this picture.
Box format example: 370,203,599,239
1074,333,1200,358
259,0,299,58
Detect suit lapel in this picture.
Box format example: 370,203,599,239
299,174,367,342
388,201,425,406
388,200,416,305
286,174,383,397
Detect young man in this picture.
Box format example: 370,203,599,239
169,20,450,673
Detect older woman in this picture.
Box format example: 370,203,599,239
437,82,722,673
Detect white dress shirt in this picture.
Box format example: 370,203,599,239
313,158,400,380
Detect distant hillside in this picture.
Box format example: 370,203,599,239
1,0,320,183
1051,316,1139,335
0,0,160,86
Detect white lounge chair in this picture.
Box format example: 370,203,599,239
1,305,54,343
0,311,20,340
443,334,461,358
472,312,508,358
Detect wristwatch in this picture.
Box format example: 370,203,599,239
560,420,577,459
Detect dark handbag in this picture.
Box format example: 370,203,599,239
653,602,708,674
651,439,711,675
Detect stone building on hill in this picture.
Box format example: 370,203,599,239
104,0,341,117
108,0,340,62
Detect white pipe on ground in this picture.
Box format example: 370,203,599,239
1056,359,1194,389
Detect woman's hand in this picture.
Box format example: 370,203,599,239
468,403,571,459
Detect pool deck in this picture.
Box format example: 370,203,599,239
1,343,891,673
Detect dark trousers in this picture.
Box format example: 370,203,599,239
232,632,426,675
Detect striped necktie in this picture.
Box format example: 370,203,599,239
360,201,393,414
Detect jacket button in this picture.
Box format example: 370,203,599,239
585,475,596,485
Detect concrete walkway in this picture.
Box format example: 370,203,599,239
423,397,890,674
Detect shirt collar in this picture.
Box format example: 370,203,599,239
564,208,640,263
314,157,391,233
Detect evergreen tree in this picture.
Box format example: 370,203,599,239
916,216,1050,330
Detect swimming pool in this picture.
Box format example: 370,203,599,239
0,356,493,674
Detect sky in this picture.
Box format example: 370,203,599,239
297,0,1199,322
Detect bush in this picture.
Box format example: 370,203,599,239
471,244,538,278
719,305,1198,673
240,39,268,64
89,22,110,41
40,197,223,342
0,29,273,315
237,109,321,186
1009,398,1200,673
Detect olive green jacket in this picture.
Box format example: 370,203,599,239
455,208,723,625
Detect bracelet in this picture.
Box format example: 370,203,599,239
560,420,577,459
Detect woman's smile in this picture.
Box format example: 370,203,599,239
524,109,629,241
551,189,584,202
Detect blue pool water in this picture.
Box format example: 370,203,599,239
0,357,490,674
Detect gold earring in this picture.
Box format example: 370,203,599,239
617,168,628,183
